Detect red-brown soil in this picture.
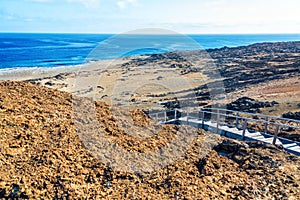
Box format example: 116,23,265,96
0,81,299,199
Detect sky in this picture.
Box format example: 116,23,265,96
0,0,299,34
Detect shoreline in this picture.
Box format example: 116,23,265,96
1,41,299,116
1,36,300,72
0,39,299,78
0,59,123,81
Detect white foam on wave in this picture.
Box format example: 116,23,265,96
0,62,92,81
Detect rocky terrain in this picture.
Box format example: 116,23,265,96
17,42,298,104
206,96,279,114
15,42,299,117
0,81,300,199
122,41,300,101
282,112,300,120
120,42,300,141
207,42,300,92
226,97,279,113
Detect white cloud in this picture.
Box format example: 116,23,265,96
117,0,137,9
117,1,126,9
126,0,136,3
27,0,101,8
27,0,52,2
66,0,101,8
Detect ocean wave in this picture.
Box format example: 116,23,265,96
0,62,93,81
1,33,300,70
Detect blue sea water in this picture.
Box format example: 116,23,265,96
0,33,300,69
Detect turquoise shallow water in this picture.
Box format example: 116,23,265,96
0,33,300,69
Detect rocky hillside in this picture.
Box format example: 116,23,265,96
207,42,300,92
123,42,300,98
0,81,299,199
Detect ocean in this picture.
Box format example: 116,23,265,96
0,33,300,69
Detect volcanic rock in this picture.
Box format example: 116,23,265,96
226,96,278,113
0,81,299,199
282,112,300,120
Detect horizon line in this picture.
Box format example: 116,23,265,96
0,31,300,35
